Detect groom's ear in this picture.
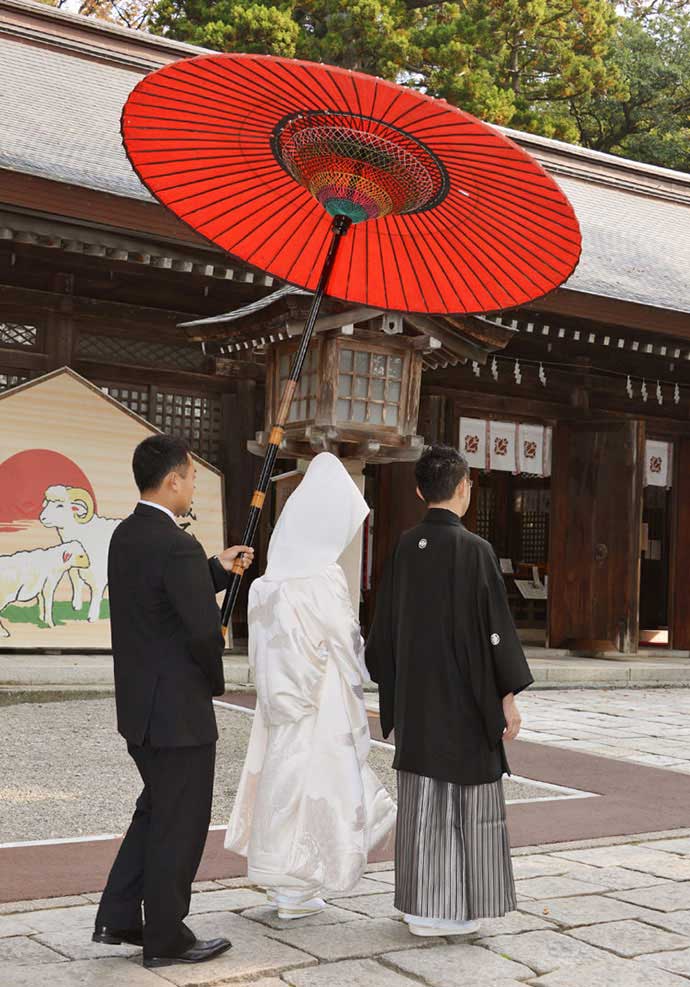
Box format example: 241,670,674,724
415,486,426,503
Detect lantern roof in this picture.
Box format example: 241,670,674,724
178,286,517,371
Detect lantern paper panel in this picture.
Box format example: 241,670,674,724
336,347,403,427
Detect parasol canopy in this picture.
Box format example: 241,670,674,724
121,53,581,316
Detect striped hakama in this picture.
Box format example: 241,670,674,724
394,771,517,921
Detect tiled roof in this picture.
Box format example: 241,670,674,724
1,30,688,314
0,38,148,200
554,175,690,315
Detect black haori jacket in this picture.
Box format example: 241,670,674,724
365,509,534,786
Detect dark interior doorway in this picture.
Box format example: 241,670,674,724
639,484,672,644
472,471,550,630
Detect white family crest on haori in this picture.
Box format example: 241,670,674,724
226,452,396,895
40,485,121,624
0,541,90,637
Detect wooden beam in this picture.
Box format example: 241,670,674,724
285,306,384,337
533,288,690,341
425,384,580,423
494,329,690,386
447,315,518,350
0,282,191,327
0,170,218,249
0,347,51,372
73,359,232,393
405,313,493,364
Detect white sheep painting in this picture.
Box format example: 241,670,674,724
39,486,121,624
0,541,90,637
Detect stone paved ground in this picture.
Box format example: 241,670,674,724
0,699,560,843
5,686,690,983
4,833,690,986
366,687,690,773
516,688,690,772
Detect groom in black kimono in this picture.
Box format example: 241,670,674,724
92,434,253,968
366,444,533,937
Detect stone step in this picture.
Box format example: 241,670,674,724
2,649,690,691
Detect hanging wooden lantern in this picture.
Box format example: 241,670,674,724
250,330,424,463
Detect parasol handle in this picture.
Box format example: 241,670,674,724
221,214,352,637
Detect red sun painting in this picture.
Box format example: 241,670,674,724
0,450,96,528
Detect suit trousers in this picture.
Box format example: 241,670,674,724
96,740,216,958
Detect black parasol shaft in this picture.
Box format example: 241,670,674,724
220,214,352,635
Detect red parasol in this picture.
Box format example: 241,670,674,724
121,53,581,629
122,53,580,315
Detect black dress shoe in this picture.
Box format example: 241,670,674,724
143,937,232,968
92,925,144,947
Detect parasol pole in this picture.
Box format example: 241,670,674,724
220,213,352,636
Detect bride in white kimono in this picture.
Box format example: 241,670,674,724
226,453,396,919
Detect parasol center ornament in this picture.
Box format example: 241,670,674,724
273,111,449,223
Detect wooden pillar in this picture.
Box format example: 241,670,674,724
370,460,425,601
464,468,479,532
367,392,448,628
670,438,690,651
46,274,76,370
222,379,260,638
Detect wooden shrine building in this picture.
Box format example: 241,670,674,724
1,0,689,652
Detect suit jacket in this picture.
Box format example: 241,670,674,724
108,503,229,747
365,508,534,785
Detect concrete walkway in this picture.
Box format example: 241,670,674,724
2,649,690,690
4,833,690,986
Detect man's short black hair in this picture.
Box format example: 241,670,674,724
132,434,191,494
415,444,470,504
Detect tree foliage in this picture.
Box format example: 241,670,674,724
44,0,689,171
569,4,690,170
39,0,151,30
409,1,624,142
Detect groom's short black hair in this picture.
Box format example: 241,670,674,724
133,434,191,493
415,445,469,504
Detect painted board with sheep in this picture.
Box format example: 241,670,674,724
39,485,122,623
0,541,90,637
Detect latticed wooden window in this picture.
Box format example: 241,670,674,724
279,349,317,422
476,485,496,544
154,391,223,467
337,348,403,426
78,334,205,372
0,323,39,348
101,386,150,419
0,371,35,393
514,488,550,564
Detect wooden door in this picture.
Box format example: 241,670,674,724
670,438,690,651
548,419,644,653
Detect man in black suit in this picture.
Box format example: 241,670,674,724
93,434,253,968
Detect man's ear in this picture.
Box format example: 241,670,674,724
415,486,426,503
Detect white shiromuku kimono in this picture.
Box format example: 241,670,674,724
225,453,396,899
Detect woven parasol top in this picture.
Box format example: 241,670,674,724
273,110,448,223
